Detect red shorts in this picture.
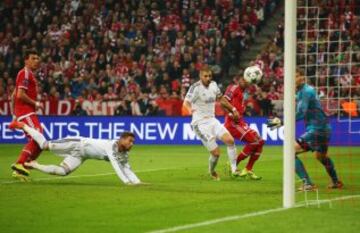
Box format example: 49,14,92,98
225,120,261,143
18,114,43,140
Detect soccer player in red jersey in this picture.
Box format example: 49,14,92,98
11,49,43,180
224,75,264,180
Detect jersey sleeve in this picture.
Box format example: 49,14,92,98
122,163,141,184
17,71,29,90
107,153,132,184
106,146,141,185
296,89,311,121
214,82,222,99
184,84,199,103
224,85,234,100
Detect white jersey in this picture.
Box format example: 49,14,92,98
185,81,222,125
49,137,140,184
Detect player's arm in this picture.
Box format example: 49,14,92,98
296,91,311,121
183,84,198,114
182,99,192,114
122,163,142,185
10,90,16,119
219,95,240,121
16,88,42,109
107,153,141,185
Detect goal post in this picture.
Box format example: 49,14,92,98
283,0,297,208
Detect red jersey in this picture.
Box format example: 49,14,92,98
224,84,246,124
14,67,38,118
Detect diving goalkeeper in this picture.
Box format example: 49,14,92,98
268,69,343,191
9,121,142,185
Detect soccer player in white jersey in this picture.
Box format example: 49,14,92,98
9,121,142,185
183,67,240,180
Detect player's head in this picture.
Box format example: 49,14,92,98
24,49,40,70
118,131,135,151
199,67,212,87
237,74,249,89
232,73,248,89
295,68,306,89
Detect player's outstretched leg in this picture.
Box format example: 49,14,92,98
25,161,69,176
26,156,81,177
10,121,48,149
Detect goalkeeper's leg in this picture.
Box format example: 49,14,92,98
295,141,313,186
316,152,343,189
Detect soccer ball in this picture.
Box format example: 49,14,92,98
243,65,263,84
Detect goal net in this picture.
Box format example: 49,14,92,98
295,0,360,203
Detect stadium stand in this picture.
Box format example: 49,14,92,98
1,0,279,116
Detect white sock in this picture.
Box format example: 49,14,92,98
23,125,47,149
227,144,238,173
31,162,67,176
209,155,219,173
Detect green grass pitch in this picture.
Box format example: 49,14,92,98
1,144,359,233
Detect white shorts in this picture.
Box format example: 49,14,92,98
192,118,230,151
49,138,84,172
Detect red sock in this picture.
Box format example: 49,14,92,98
246,152,260,171
16,150,32,164
236,144,254,165
28,141,42,161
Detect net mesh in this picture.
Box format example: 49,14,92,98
297,0,360,134
295,0,360,203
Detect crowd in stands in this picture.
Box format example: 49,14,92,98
1,0,358,117
0,0,280,116
245,0,360,117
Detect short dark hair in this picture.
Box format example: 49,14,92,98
121,131,135,139
296,67,305,76
24,49,38,60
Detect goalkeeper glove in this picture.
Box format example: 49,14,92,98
267,117,282,130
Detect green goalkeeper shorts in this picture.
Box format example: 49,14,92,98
297,129,331,154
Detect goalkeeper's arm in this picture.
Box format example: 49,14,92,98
267,117,282,130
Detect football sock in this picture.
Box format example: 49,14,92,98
295,156,313,185
236,144,253,165
31,162,67,176
318,157,339,183
226,145,237,172
209,155,219,173
246,152,260,171
23,125,48,149
16,150,32,164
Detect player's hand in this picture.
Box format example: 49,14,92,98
35,101,44,110
267,117,282,130
231,108,240,122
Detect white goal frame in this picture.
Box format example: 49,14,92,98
283,0,297,208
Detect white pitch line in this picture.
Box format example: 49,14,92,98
0,167,183,184
148,195,360,233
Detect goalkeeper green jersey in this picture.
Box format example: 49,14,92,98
296,83,331,132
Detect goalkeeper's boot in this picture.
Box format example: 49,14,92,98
328,180,344,189
9,121,25,130
297,183,317,192
240,168,262,180
11,163,30,176
210,171,220,181
12,171,30,182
